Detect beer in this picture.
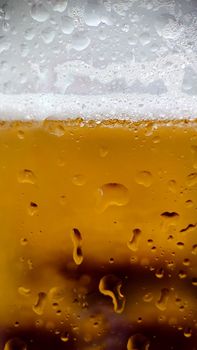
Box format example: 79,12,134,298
1,0,197,348
0,118,197,349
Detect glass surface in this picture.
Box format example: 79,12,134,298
0,1,197,350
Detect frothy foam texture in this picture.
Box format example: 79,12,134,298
0,0,197,120
0,93,197,120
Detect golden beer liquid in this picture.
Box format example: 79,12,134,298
0,118,197,350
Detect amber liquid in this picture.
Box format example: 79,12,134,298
0,119,197,350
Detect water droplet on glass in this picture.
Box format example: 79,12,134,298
71,228,83,265
178,270,187,279
127,228,141,252
155,267,164,279
18,287,31,296
185,199,193,207
28,202,38,216
186,172,197,187
53,0,68,13
192,244,197,255
184,327,192,338
71,32,91,51
192,277,197,286
32,292,47,315
60,332,69,342
168,179,177,193
135,171,153,187
31,2,49,22
99,274,125,314
99,146,108,157
143,293,153,303
139,32,150,46
41,27,55,44
155,288,169,311
96,183,129,212
17,130,25,140
61,16,74,34
24,27,35,41
72,174,86,186
49,286,66,302
176,241,184,249
20,237,28,246
18,169,36,184
4,338,27,350
127,333,150,350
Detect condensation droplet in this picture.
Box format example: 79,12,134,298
61,15,74,34
41,27,55,44
71,228,83,265
20,237,28,246
192,244,197,255
28,202,38,216
139,31,151,46
18,169,36,184
176,241,184,249
17,130,25,140
18,287,31,296
127,334,150,350
99,146,108,157
4,338,27,350
53,0,68,13
185,199,193,208
32,292,47,315
155,288,169,311
155,267,164,279
178,270,187,279
168,180,177,193
96,183,129,212
135,171,153,187
49,287,66,302
143,293,153,303
184,327,192,338
186,172,197,187
99,274,125,314
71,33,91,51
127,228,141,252
31,2,49,22
72,174,86,186
60,332,69,342
192,277,197,286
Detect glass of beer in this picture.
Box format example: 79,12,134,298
0,1,197,349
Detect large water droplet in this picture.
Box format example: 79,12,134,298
127,334,150,350
99,274,125,314
127,228,141,252
31,2,49,23
155,288,169,311
53,0,68,13
71,228,83,265
71,32,91,51
135,171,153,187
4,338,27,350
18,169,36,184
32,292,47,315
18,286,31,297
96,183,129,212
61,15,74,34
49,286,66,302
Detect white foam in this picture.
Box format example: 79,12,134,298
0,93,196,120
